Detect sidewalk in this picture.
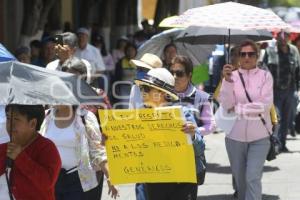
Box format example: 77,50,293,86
101,133,300,200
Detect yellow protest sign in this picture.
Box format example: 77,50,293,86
98,106,196,184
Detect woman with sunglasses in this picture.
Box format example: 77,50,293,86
169,55,215,200
220,40,273,200
169,55,215,137
134,67,204,200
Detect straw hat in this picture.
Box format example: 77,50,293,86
130,53,163,70
135,68,178,100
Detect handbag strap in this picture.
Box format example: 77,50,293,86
238,71,272,136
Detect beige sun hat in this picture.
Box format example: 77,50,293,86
130,53,163,70
134,68,178,100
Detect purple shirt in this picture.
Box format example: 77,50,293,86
175,84,216,136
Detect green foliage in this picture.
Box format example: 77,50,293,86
192,64,209,85
269,0,300,6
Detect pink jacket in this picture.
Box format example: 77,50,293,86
219,67,273,142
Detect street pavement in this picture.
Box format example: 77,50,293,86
101,133,300,200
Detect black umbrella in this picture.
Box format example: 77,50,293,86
175,26,273,45
175,26,273,63
0,61,102,105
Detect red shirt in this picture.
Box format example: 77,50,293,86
0,134,61,200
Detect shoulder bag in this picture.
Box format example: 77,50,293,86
238,72,280,161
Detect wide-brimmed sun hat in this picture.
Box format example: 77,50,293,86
135,68,178,100
130,53,163,70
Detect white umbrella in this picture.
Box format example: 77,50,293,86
137,28,214,66
159,2,286,62
159,2,290,31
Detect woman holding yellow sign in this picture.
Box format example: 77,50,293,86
134,67,203,200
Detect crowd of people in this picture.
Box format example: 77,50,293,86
0,20,300,200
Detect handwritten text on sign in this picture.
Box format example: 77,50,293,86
99,106,196,184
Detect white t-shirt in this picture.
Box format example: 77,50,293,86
75,44,105,73
45,120,78,170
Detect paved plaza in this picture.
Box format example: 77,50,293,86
102,133,300,200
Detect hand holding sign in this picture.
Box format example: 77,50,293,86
98,106,196,184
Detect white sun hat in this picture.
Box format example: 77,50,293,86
130,53,163,70
135,68,178,100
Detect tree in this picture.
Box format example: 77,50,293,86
21,0,57,36
20,0,58,46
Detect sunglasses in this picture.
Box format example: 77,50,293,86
139,85,153,93
170,70,186,78
239,51,257,58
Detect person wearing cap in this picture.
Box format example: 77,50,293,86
127,53,163,200
129,53,163,109
46,32,94,84
263,31,300,152
75,27,106,87
134,68,202,200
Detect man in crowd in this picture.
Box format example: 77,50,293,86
75,27,106,87
263,31,300,152
46,32,93,84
